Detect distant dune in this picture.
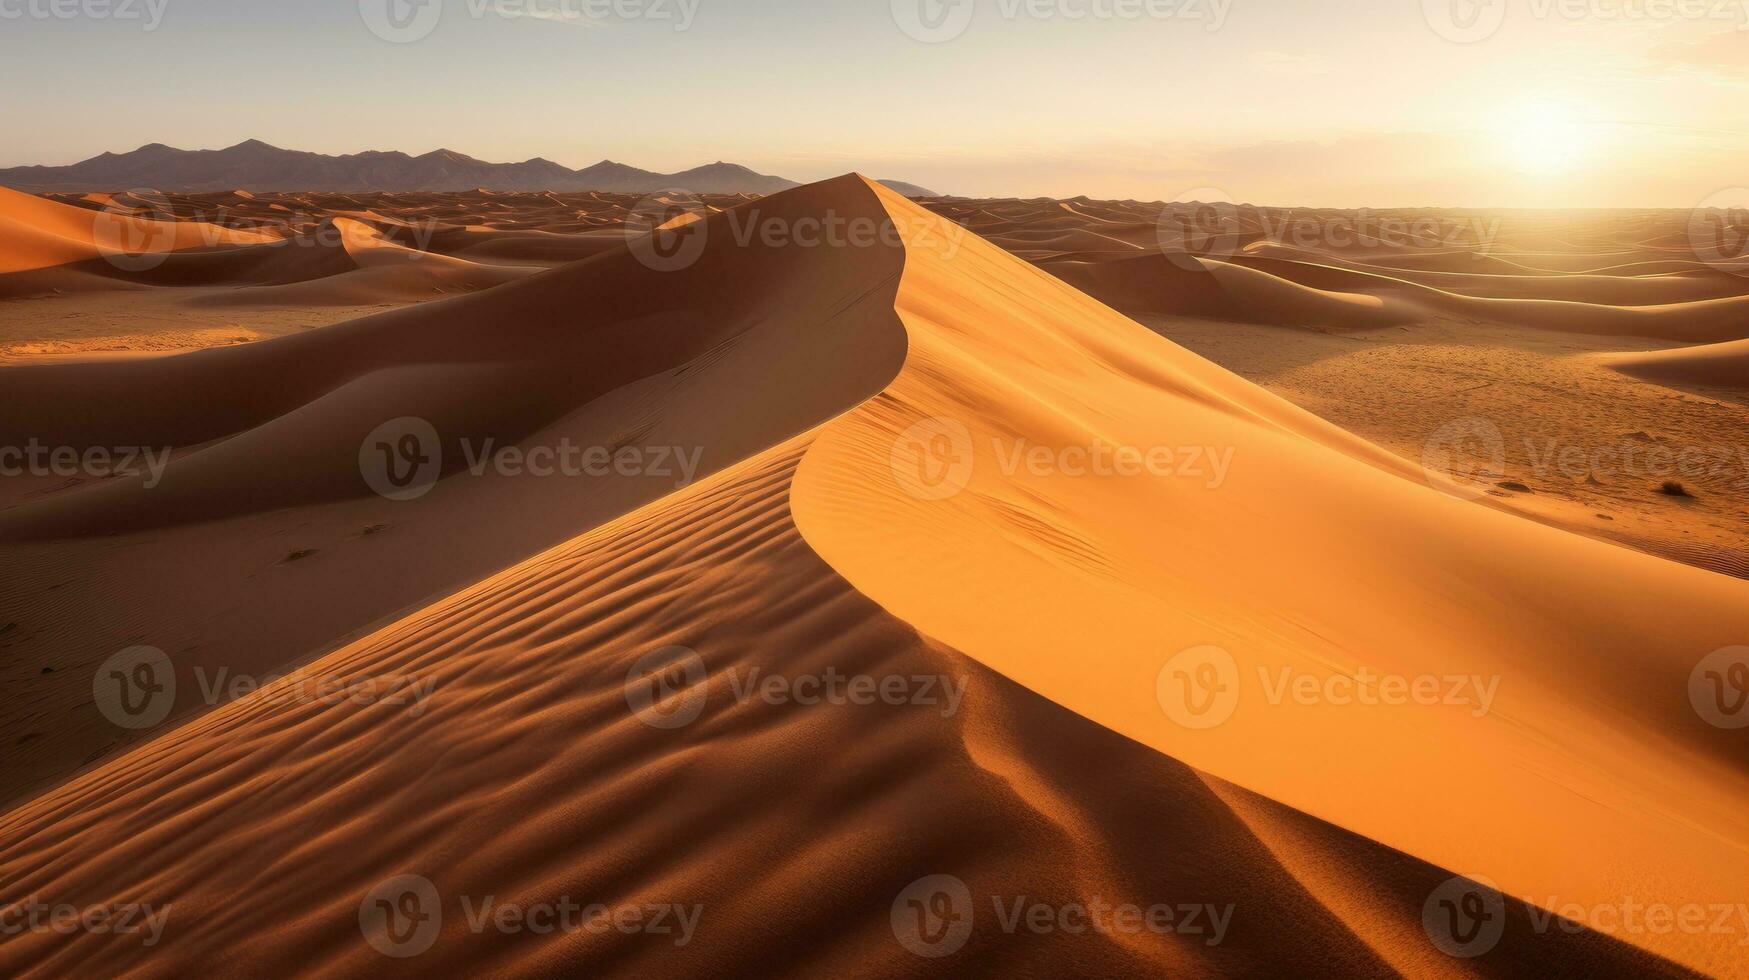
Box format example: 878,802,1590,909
0,184,273,276
1600,337,1749,388
919,197,1749,343
876,178,941,198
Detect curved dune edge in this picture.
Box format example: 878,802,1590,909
791,180,1749,976
1597,338,1749,390
0,185,274,275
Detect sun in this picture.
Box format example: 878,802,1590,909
1494,96,1597,176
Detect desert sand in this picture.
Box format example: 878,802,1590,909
2,176,1747,977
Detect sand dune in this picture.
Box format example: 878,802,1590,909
0,177,907,803
1600,338,1749,389
0,437,1693,978
0,177,1743,977
0,187,756,356
917,196,1749,345
803,183,1749,976
0,185,273,276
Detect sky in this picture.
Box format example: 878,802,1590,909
1,0,1746,206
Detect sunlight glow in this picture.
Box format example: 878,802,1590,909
1493,96,1599,176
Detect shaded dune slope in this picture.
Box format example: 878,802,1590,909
0,177,907,805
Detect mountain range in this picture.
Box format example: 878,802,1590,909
0,140,937,196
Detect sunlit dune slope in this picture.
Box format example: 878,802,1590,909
794,181,1749,977
0,184,273,280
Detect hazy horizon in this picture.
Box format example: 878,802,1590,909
2,0,1747,208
